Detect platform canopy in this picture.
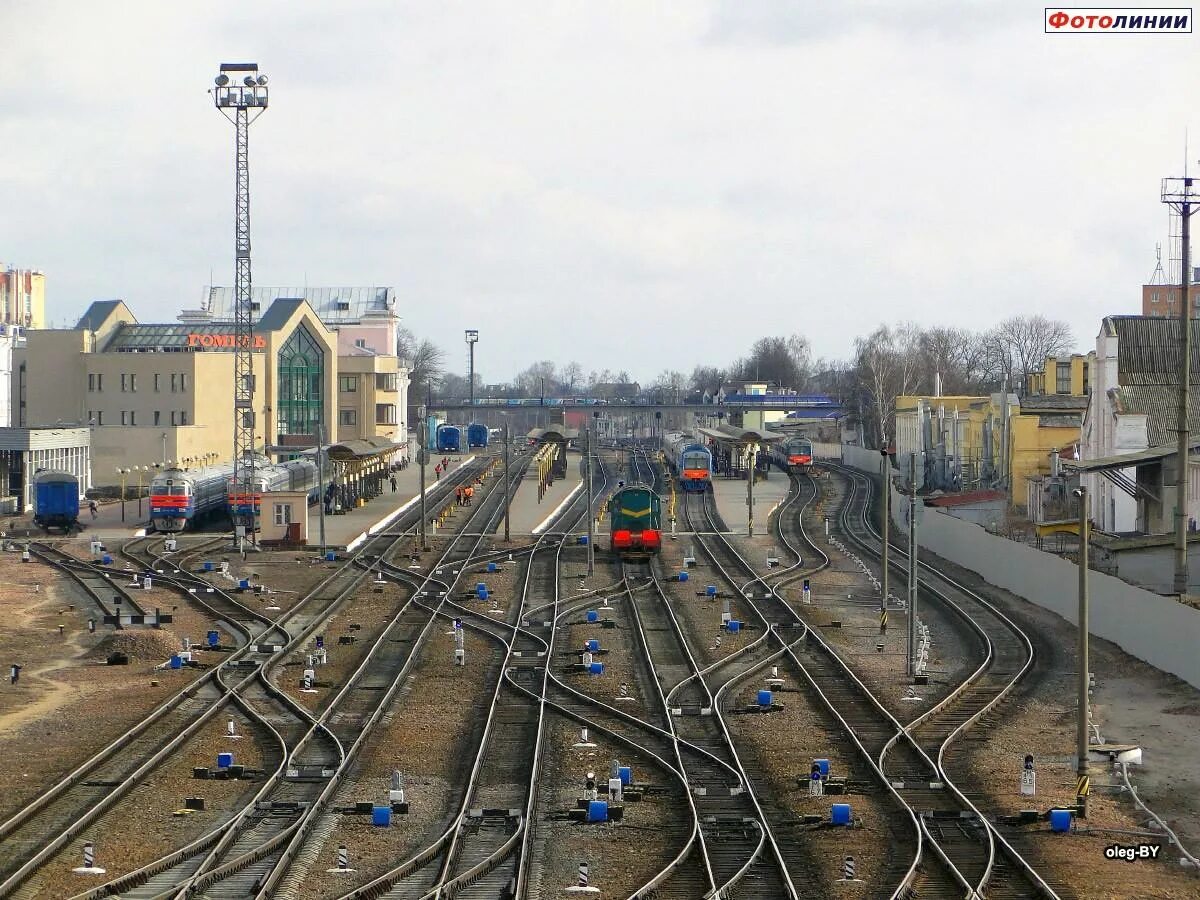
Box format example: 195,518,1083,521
526,426,580,443
698,424,788,446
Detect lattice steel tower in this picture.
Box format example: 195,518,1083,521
212,63,268,530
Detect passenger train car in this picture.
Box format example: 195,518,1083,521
466,423,489,448
662,431,713,493
226,458,329,522
609,483,662,558
33,470,81,532
149,463,236,532
770,436,814,473
436,424,462,452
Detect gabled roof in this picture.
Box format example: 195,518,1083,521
1111,385,1200,445
256,297,307,333
1105,315,1200,385
76,300,130,332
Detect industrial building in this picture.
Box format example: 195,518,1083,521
12,288,410,485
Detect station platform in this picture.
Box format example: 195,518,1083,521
709,470,789,535
508,449,584,535
70,497,152,543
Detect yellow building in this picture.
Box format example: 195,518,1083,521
1025,353,1091,397
1,263,46,330
13,296,409,485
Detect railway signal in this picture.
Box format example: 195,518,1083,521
1021,754,1036,796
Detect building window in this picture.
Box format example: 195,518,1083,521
121,411,128,426
1056,362,1071,394
170,411,177,426
375,403,397,425
1152,292,1160,303
180,373,188,392
154,373,161,392
96,411,103,425
121,374,128,392
355,338,367,349
375,373,398,392
171,373,177,392
277,324,324,438
154,411,161,425
273,503,292,527
96,373,102,392
131,373,138,392
1082,364,1090,395
88,373,95,392
340,408,357,426
339,375,358,393
180,410,188,426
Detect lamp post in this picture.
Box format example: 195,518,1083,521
317,424,327,557
116,467,129,523
465,330,478,410
907,453,921,676
136,466,145,519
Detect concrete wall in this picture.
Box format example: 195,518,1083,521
824,443,1200,690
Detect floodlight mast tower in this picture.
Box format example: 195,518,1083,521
213,63,268,542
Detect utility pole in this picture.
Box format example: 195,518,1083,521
504,420,512,543
418,406,428,551
1163,176,1198,596
881,448,889,633
586,424,594,574
317,424,327,556
1076,484,1091,816
908,453,918,675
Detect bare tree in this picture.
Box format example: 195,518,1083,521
853,324,922,447
561,361,584,395
985,315,1073,394
396,326,445,405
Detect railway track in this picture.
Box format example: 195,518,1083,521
8,460,494,900
824,463,1073,899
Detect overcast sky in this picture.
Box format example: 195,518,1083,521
0,1,1195,384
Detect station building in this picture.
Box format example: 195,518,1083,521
12,287,410,486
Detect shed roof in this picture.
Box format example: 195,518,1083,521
924,489,1007,508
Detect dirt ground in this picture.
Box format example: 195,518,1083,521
0,550,221,820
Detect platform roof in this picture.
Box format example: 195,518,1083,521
698,424,787,445
1062,440,1200,473
527,427,580,442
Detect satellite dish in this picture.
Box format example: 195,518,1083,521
214,74,229,86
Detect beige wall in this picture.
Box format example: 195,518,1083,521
258,490,308,544
19,330,90,425
336,355,405,442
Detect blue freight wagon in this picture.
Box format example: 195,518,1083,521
33,470,81,532
466,423,489,448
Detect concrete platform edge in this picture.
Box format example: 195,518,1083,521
345,455,476,552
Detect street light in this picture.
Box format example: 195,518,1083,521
116,467,129,523
880,448,890,635
135,466,145,519
465,330,479,410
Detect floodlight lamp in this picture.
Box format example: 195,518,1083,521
244,76,256,87
257,75,268,86
215,74,229,87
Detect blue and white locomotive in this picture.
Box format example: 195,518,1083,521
662,431,713,493
149,463,236,533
